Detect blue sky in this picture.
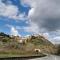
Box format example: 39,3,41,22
0,0,60,44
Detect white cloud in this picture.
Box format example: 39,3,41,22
0,5,18,17
6,24,21,36
10,27,19,36
0,1,18,18
0,0,27,20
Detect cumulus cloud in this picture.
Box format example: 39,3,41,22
21,0,60,43
10,27,19,36
6,24,21,36
0,0,27,20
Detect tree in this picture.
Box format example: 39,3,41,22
0,32,10,37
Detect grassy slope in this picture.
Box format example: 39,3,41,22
27,35,57,54
0,32,57,57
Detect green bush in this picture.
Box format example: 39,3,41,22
2,37,11,43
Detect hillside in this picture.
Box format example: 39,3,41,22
25,35,57,54
0,32,57,57
55,44,60,55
